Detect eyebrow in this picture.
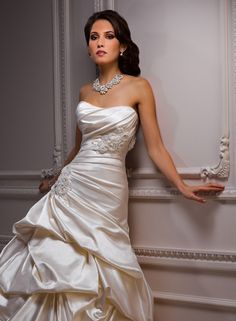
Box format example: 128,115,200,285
90,30,115,34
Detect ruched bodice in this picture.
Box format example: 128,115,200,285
77,101,138,158
0,101,153,321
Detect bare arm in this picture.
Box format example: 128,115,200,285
137,78,224,203
39,86,88,194
63,126,82,165
39,125,82,193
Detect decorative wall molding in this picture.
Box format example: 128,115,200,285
129,187,236,201
51,0,63,170
41,0,67,176
60,0,74,157
0,171,41,199
135,246,236,264
200,136,230,179
0,171,41,179
94,0,114,12
1,186,235,200
57,0,71,160
154,291,236,311
200,0,231,180
40,0,73,179
0,188,40,199
233,0,236,93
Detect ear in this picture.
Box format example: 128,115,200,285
120,44,127,54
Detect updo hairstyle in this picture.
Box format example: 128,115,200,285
84,10,141,76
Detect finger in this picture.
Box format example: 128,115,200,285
204,183,225,189
201,183,224,188
190,195,206,203
193,185,224,192
184,191,206,203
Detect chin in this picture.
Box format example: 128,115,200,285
95,58,119,66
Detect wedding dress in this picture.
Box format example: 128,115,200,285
0,101,153,321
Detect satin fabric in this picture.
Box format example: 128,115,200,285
0,101,153,321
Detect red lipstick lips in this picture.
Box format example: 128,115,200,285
96,50,107,56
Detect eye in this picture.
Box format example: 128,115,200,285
106,33,115,39
90,34,98,41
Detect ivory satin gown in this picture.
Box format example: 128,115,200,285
0,101,153,321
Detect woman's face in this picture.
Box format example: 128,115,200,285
88,19,124,66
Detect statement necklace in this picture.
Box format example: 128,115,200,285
93,74,123,95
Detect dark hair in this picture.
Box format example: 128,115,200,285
84,10,141,76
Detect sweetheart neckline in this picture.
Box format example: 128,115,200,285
79,100,138,115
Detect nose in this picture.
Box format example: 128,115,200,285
97,37,104,47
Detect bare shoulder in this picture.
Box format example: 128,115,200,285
126,74,150,85
79,82,92,100
126,75,152,93
136,76,153,93
124,75,154,106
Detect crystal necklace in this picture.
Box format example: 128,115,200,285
92,74,123,95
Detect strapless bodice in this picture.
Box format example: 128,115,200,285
76,101,138,158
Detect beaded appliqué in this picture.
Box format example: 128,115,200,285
50,166,72,201
88,126,136,154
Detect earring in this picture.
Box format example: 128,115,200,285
120,51,123,56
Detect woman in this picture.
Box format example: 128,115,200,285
0,10,224,321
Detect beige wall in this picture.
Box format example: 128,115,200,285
0,1,236,320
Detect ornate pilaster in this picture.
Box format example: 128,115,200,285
200,136,230,179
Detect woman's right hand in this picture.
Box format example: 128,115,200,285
39,178,52,193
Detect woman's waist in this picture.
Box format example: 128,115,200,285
79,137,131,158
71,148,125,165
69,152,128,184
75,145,126,160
